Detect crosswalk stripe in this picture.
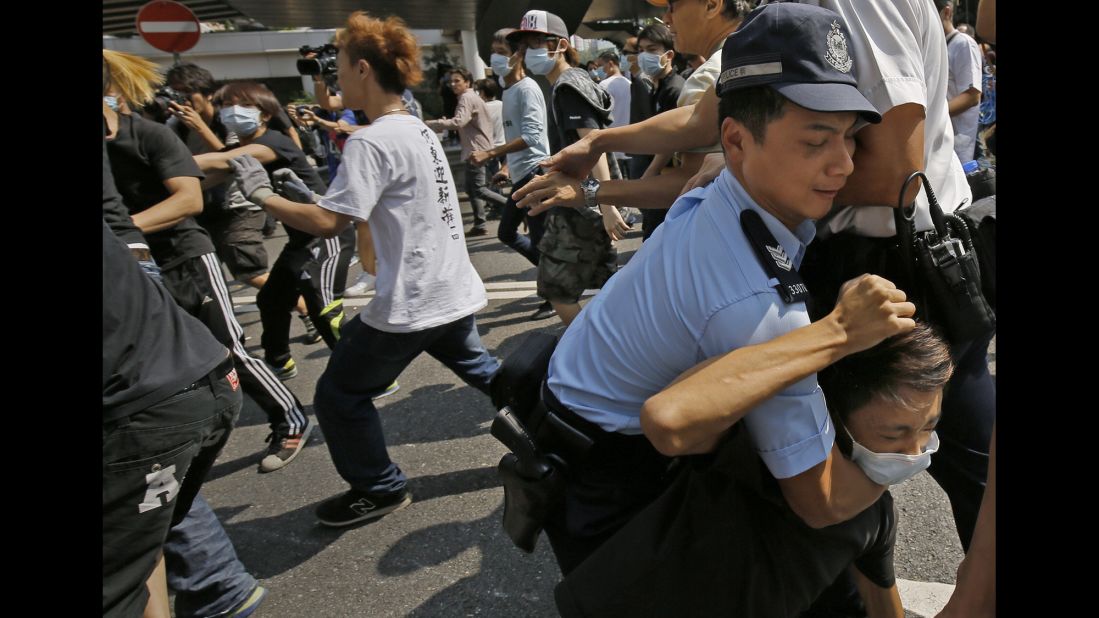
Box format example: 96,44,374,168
229,284,599,313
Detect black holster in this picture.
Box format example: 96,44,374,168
488,333,596,553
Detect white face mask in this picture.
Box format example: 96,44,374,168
524,45,560,76
219,105,262,136
638,51,666,77
848,429,939,486
490,53,512,78
104,95,120,112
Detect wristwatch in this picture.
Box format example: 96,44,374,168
580,177,601,209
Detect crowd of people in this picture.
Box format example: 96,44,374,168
103,1,996,616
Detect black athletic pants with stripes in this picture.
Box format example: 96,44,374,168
161,252,309,436
258,226,354,366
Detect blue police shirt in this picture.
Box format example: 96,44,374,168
547,168,835,479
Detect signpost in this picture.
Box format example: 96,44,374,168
136,0,201,64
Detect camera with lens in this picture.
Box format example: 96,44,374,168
297,44,338,76
143,86,189,123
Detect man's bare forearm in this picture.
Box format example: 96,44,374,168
597,166,696,210
590,105,702,157
259,195,345,238
948,90,981,117
641,315,854,456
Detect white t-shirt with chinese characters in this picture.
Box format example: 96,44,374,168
316,114,487,333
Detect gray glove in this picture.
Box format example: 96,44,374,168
272,168,322,203
228,154,276,206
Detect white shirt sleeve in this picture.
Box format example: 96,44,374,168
316,136,385,222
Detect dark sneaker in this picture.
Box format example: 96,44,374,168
529,301,557,321
259,422,313,472
316,488,413,527
229,585,267,617
467,226,489,237
268,357,298,381
371,380,400,401
299,314,323,344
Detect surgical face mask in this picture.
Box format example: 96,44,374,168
490,53,512,78
620,53,632,70
638,51,666,77
848,429,940,486
219,105,262,136
593,66,607,80
524,45,559,76
104,95,120,112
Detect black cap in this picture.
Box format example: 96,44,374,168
716,3,881,124
506,10,569,45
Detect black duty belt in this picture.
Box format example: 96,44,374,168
539,381,656,457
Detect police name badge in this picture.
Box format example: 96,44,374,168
740,209,810,305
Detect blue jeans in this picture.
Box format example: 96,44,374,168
313,313,499,494
497,171,547,267
164,494,257,618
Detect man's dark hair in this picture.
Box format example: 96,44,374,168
720,0,754,22
450,67,474,86
493,28,516,52
818,323,954,427
474,78,502,100
597,50,620,66
637,23,675,53
166,62,217,95
717,85,788,143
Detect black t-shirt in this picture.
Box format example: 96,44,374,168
106,113,214,269
555,426,897,617
653,72,686,116
548,86,605,155
101,134,146,247
102,216,227,423
251,130,328,248
628,74,655,124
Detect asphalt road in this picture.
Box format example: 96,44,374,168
191,198,990,617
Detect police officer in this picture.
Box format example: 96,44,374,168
523,3,919,575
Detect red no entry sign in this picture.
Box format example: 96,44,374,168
136,0,201,53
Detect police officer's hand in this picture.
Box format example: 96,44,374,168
829,274,916,355
601,205,631,241
535,131,604,179
514,171,584,215
228,154,276,206
681,152,725,195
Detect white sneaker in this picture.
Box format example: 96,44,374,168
344,272,377,297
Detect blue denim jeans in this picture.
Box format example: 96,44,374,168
497,171,547,267
313,313,499,494
164,493,258,617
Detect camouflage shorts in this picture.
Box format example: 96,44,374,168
536,207,617,304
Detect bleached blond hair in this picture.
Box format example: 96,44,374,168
102,49,164,106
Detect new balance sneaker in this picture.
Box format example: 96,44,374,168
259,422,314,472
268,357,298,381
371,380,400,401
299,313,323,344
315,488,413,527
229,585,267,617
344,272,377,298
